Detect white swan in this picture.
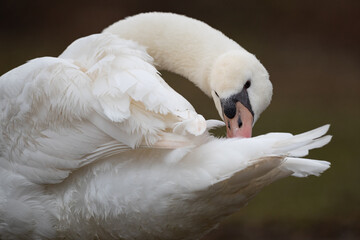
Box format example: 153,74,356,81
0,12,331,239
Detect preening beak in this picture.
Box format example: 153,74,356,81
221,88,254,138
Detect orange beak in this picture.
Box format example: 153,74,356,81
224,101,253,138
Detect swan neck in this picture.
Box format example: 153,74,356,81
104,12,241,96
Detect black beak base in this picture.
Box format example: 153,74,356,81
221,88,254,121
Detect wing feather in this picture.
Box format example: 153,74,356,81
0,33,209,184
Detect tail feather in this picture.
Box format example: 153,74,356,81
271,124,331,177
293,124,330,141
204,125,331,206
289,135,332,157
281,157,331,177
273,124,331,157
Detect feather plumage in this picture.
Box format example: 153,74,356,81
0,13,331,240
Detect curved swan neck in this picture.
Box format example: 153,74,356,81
104,12,242,96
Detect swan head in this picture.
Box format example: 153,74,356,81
209,50,272,138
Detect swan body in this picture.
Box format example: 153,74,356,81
0,13,331,239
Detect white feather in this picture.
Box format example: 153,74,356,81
0,13,331,240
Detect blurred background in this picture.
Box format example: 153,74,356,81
1,0,359,239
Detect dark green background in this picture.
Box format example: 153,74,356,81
1,0,359,239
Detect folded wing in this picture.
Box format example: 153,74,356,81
0,33,208,184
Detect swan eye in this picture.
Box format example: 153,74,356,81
244,80,251,89
214,91,219,97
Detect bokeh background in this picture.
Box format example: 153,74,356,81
1,0,359,239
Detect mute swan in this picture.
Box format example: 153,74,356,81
0,12,331,239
